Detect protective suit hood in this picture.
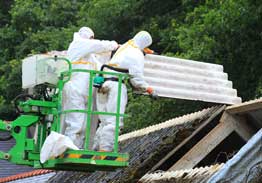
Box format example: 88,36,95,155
73,32,84,42
72,27,94,41
133,31,152,50
79,27,94,39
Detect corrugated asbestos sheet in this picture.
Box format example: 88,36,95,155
207,129,262,183
0,134,34,178
144,54,241,105
48,106,223,183
138,164,224,183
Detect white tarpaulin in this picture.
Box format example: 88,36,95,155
40,131,79,163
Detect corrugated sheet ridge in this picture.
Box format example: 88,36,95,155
145,76,235,94
144,68,231,86
144,62,227,79
145,54,223,71
139,164,224,182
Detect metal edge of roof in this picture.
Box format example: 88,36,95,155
207,129,262,183
138,164,224,183
119,106,218,142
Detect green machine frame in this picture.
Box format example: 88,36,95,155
0,57,129,172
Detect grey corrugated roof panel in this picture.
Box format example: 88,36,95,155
0,137,15,152
207,129,262,183
0,138,34,178
138,164,224,183
48,106,223,183
0,160,34,178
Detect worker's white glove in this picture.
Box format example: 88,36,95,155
146,87,158,99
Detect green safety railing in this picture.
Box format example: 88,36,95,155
57,61,129,153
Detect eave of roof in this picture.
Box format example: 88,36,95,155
138,164,224,183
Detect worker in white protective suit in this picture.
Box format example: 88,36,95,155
93,31,154,152
63,27,118,148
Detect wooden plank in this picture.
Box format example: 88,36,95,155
150,106,226,172
226,98,262,114
168,118,235,171
169,111,256,171
221,112,254,141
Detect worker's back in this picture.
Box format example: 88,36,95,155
109,41,144,75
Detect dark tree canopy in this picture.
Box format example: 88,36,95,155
0,0,261,131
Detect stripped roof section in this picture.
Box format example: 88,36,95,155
49,106,222,183
119,106,215,141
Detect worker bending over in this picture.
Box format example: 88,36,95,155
93,31,154,152
63,27,118,148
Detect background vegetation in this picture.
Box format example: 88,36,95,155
0,0,261,132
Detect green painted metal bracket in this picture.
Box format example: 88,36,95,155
20,100,57,115
7,115,39,166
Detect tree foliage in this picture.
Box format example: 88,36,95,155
0,0,261,131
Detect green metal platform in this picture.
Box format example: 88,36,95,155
0,57,129,171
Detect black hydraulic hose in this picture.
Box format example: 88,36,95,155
13,94,35,114
100,64,129,76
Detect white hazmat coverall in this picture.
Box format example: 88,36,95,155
63,27,118,148
93,31,153,151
